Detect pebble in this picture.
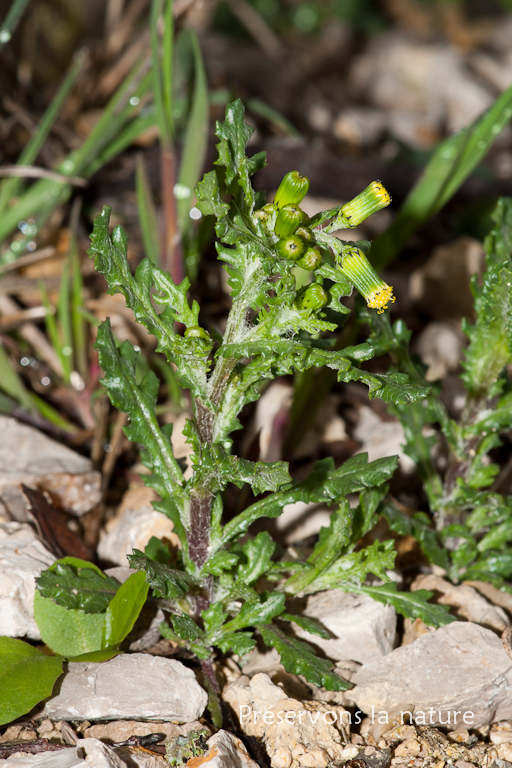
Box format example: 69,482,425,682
42,654,207,722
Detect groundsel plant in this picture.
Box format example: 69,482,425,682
47,101,453,701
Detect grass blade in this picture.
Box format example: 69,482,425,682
0,0,31,50
136,154,161,266
372,83,512,268
0,50,86,215
176,30,209,235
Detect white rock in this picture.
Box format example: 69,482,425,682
0,739,125,768
350,621,512,728
0,416,101,519
294,590,396,664
414,322,465,382
98,499,179,568
412,574,509,632
43,653,207,722
351,34,492,146
273,500,333,544
195,730,260,768
76,739,127,768
354,406,415,474
223,673,351,768
0,522,55,639
0,749,86,768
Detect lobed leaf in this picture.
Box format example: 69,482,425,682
259,625,350,691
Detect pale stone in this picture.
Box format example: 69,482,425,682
98,504,179,568
354,406,415,474
414,322,465,382
273,500,332,544
350,622,512,728
0,522,55,639
351,34,492,146
0,739,125,767
223,672,351,768
43,654,207,722
0,416,101,519
192,730,260,768
412,574,509,632
293,590,396,664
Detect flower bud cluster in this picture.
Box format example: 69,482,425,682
255,171,394,315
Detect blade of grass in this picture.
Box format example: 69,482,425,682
70,242,87,379
136,154,161,266
176,30,209,235
0,343,37,412
0,0,31,50
39,281,66,380
372,82,512,269
151,0,173,147
0,50,86,215
0,62,152,250
57,258,72,383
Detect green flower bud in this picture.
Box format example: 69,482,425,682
185,326,209,340
296,246,322,271
274,171,310,209
296,283,328,311
275,234,305,261
295,226,315,245
339,247,395,313
340,181,391,227
274,204,307,238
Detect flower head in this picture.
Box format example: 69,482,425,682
339,247,395,313
340,181,391,227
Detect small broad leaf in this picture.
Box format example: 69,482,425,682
259,625,350,691
0,638,64,725
36,560,120,614
34,590,106,657
102,570,149,648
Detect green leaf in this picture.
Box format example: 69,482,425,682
128,549,197,601
221,454,397,548
193,442,291,495
36,560,120,613
382,503,449,571
196,171,230,219
259,625,350,691
222,593,286,633
88,206,211,403
102,571,149,648
0,637,64,726
285,540,396,596
34,591,106,657
358,583,455,627
171,613,204,642
462,198,512,400
281,613,331,640
94,320,187,540
214,99,259,212
237,532,276,585
216,632,256,656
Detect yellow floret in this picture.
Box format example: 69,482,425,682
366,284,396,313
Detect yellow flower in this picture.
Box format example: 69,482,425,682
339,247,395,313
341,181,391,227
